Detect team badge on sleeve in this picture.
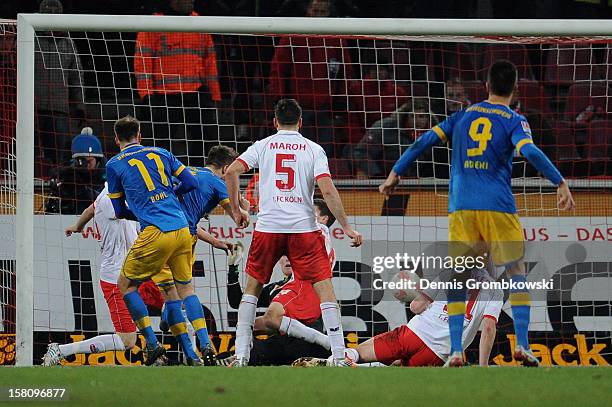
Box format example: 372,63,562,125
521,121,532,136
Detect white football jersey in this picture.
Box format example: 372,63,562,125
237,130,331,233
407,269,503,361
94,185,139,284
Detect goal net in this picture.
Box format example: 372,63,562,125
2,15,611,366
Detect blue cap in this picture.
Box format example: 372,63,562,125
71,127,104,158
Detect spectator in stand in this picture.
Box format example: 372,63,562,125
35,0,86,167
134,0,221,167
345,98,441,178
445,78,471,115
347,64,410,144
268,0,353,156
45,127,107,215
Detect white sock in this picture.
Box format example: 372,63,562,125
320,302,345,360
280,316,331,350
235,294,258,361
345,347,359,363
58,334,125,356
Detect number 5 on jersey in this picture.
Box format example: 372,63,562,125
276,153,296,191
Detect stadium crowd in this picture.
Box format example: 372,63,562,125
0,0,610,207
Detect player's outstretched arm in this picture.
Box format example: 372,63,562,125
317,176,362,247
225,160,249,228
239,194,250,212
379,127,446,197
379,170,400,198
196,226,234,255
478,317,497,366
65,203,94,236
221,201,250,229
519,142,575,210
109,198,137,221
174,167,198,195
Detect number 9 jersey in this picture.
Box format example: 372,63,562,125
436,101,533,214
106,144,189,232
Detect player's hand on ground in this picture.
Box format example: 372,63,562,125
557,181,575,211
65,225,81,237
379,172,400,198
344,227,363,247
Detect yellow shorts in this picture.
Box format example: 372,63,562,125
152,235,198,287
122,226,194,284
448,210,524,266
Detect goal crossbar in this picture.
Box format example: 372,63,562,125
16,15,612,36
15,13,612,366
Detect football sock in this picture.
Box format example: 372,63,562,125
280,316,331,350
320,302,345,360
123,291,158,348
161,304,169,326
184,309,198,351
165,300,199,360
509,274,531,349
235,294,258,361
344,347,359,363
447,284,467,354
58,334,125,356
183,295,211,350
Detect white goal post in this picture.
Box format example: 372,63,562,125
15,14,612,366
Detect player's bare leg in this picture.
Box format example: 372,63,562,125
233,275,263,367
506,261,539,367
313,278,347,366
117,274,166,365
174,282,216,365
43,331,137,366
259,302,331,350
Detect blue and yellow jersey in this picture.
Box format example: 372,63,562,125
435,101,533,214
106,144,189,232
180,167,230,235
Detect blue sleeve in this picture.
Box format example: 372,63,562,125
520,143,564,186
511,116,533,147
175,168,198,195
109,198,137,221
391,111,461,175
436,110,461,143
106,163,137,220
165,150,188,178
216,179,230,206
392,129,445,176
106,163,124,199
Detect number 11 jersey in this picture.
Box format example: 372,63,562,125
106,144,188,232
435,101,534,214
236,130,331,233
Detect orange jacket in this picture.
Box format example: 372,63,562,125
134,12,220,101
244,173,259,214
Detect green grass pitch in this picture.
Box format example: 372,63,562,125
1,366,610,407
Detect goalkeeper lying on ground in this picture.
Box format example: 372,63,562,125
219,199,337,366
